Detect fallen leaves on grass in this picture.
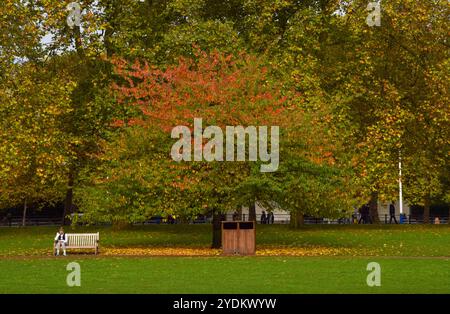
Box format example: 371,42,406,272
103,247,222,256
101,246,379,257
0,246,391,258
257,247,351,256
0,248,50,257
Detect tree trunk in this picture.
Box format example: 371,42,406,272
290,210,304,228
369,191,380,224
62,171,75,226
112,220,132,230
211,213,224,248
74,24,85,59
423,195,431,224
22,199,27,227
237,206,242,221
248,201,256,222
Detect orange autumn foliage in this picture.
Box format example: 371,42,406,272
111,49,300,133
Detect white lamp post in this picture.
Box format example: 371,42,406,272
398,153,404,220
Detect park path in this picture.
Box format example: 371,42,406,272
1,246,450,260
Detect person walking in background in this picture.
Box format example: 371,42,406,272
269,212,274,224
260,211,267,224
364,204,373,224
358,204,371,224
266,212,272,224
358,205,365,224
389,202,398,224
352,207,359,224
6,213,12,227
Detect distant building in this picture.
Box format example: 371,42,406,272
225,200,411,224
377,200,410,221
226,203,290,224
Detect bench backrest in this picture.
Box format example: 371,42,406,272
66,233,99,247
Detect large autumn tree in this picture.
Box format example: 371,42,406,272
77,47,353,246
78,49,295,239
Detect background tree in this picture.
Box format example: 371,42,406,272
0,62,74,224
325,0,449,222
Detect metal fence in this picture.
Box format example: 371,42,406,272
0,217,62,227
223,213,449,225
0,214,448,227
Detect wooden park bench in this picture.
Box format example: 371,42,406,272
53,232,100,255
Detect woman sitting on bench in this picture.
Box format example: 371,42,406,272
54,227,67,256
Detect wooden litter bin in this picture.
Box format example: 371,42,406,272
222,221,255,255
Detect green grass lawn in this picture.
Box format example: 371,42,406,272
1,224,450,256
0,224,449,293
0,256,449,293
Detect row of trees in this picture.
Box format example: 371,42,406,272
1,1,448,244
